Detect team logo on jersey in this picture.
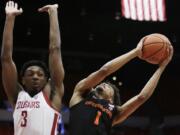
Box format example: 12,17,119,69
16,101,40,109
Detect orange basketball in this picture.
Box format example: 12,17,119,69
141,33,171,64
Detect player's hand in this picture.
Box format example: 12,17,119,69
136,36,146,58
5,1,23,16
38,4,58,13
159,45,174,67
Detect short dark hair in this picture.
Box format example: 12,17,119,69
20,60,49,79
106,81,121,106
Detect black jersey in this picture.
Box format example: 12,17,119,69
69,93,117,135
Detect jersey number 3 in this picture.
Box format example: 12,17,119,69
21,111,27,127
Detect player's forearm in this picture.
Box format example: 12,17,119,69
102,48,138,76
48,8,64,84
139,67,165,100
48,8,61,50
1,15,15,61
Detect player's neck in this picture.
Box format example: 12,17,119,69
27,89,41,97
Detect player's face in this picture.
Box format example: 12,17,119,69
95,83,114,103
22,66,47,93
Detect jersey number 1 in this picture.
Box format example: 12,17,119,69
94,111,102,125
21,111,27,127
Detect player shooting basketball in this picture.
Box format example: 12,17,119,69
1,1,64,135
69,36,173,135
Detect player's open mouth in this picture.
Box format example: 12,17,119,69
96,87,103,93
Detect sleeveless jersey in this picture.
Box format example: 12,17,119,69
69,93,117,135
13,90,60,135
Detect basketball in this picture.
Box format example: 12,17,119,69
141,33,171,64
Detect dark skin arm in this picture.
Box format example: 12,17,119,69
69,48,141,107
38,4,65,111
1,1,23,108
112,45,173,126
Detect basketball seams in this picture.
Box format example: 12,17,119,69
142,34,167,59
160,42,167,63
143,35,164,46
146,42,166,63
143,42,165,46
152,35,166,41
143,43,165,59
151,34,171,46
141,33,171,64
160,42,169,63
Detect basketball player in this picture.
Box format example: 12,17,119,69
69,40,173,135
1,1,64,135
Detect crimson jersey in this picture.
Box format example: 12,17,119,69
13,91,60,135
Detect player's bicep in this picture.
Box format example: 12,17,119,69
69,71,105,107
69,90,83,107
75,68,108,93
51,78,64,94
69,67,108,107
1,62,21,106
49,52,65,86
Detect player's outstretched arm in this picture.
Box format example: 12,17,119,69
112,45,173,126
38,4,64,109
70,46,142,107
1,1,23,107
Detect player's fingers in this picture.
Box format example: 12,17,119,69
54,4,58,8
9,1,13,7
169,45,174,58
15,3,17,9
19,8,23,13
38,6,48,12
6,1,9,7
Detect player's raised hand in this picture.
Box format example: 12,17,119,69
38,4,58,13
136,36,146,59
5,1,23,16
159,45,174,67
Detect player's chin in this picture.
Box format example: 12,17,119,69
32,86,41,91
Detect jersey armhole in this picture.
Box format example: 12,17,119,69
42,91,60,113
